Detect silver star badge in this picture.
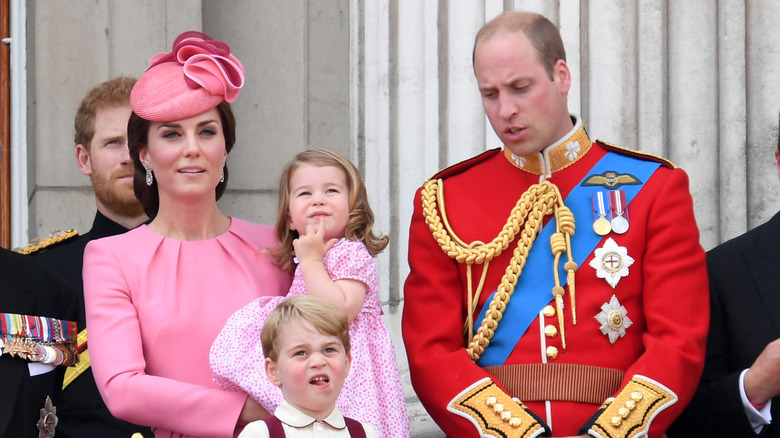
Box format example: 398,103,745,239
589,237,634,288
595,295,633,344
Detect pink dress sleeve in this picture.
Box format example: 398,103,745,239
323,240,374,288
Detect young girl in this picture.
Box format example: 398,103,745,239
210,149,409,438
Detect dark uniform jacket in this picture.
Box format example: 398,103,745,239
33,211,152,438
670,211,780,438
0,248,79,438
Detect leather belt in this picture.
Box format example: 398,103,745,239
484,363,625,405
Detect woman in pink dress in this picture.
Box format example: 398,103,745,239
83,31,291,438
211,149,410,437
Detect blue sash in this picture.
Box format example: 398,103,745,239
475,152,661,366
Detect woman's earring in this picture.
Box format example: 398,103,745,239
220,163,225,183
145,164,153,186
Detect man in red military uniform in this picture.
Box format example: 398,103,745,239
402,11,709,438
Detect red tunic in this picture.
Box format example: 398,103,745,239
403,126,708,438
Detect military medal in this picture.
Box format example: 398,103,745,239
595,295,633,344
610,190,629,234
37,396,58,438
592,191,611,236
0,313,78,366
589,237,634,288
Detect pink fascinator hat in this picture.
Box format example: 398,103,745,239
130,31,245,122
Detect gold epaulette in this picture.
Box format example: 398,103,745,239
589,375,677,438
596,141,676,169
14,229,79,255
448,378,547,438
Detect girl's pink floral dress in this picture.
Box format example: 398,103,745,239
210,239,409,438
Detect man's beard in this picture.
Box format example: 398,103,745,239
91,165,146,218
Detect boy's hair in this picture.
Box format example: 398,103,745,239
272,148,389,273
472,11,566,80
262,295,351,362
74,76,136,149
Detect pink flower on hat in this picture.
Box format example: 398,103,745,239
131,31,246,122
148,31,244,103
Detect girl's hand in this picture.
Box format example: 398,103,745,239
293,217,366,322
293,218,339,264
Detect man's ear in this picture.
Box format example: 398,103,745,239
553,59,572,95
265,358,282,387
76,144,92,176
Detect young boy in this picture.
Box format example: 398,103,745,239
238,295,377,437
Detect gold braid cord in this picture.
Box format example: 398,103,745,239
13,229,78,255
422,178,577,362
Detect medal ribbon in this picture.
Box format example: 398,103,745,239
475,151,661,367
0,312,77,344
611,190,627,218
595,192,609,219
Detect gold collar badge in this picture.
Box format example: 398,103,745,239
503,123,592,176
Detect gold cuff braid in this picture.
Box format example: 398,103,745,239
590,375,677,438
421,178,576,361
448,378,545,438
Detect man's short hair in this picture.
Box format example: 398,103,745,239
261,295,351,362
473,11,566,80
74,76,136,149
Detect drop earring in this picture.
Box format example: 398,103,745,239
145,164,153,186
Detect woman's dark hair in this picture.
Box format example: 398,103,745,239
128,100,237,218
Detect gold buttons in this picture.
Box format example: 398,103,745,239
483,391,522,429
611,416,622,427
625,400,636,410
546,346,558,359
619,407,630,418
542,305,556,317
544,325,558,338
631,391,643,402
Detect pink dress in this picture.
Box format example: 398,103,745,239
210,240,409,438
83,219,291,438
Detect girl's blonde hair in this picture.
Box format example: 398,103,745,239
273,149,389,273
